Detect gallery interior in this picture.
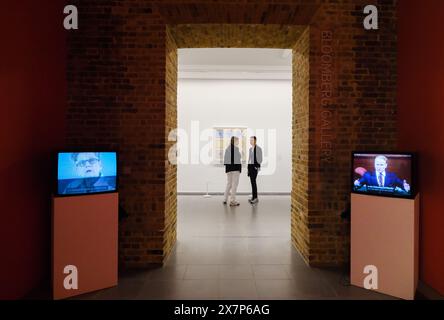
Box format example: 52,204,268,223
1,0,444,300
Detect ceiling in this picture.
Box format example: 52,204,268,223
178,48,292,80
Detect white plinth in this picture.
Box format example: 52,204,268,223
350,193,419,300
52,192,118,299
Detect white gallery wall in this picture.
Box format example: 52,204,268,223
177,78,292,193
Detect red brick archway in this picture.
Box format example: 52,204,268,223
66,1,397,269
164,24,310,265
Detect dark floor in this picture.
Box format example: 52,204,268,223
73,195,397,300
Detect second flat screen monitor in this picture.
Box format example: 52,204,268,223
351,152,416,199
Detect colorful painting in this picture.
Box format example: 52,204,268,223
213,126,248,166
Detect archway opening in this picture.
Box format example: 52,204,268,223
164,25,310,265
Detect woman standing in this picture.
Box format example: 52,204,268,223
223,136,242,206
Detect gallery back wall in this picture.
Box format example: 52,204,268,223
177,79,292,194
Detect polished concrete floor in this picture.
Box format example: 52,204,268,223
75,195,396,300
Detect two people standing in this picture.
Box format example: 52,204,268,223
223,136,263,206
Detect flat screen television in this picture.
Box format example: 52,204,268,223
351,152,417,199
57,152,117,196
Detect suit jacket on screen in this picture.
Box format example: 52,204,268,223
358,171,405,189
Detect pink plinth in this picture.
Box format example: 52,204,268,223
351,193,419,300
52,193,118,300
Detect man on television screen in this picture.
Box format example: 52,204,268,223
63,152,114,194
354,155,410,192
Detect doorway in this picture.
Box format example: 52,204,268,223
164,24,311,265
174,47,294,288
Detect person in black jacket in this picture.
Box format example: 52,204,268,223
247,136,263,204
223,136,242,206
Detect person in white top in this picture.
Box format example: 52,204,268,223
223,137,242,206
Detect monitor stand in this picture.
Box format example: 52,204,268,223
350,193,419,300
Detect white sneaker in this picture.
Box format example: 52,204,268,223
230,201,240,206
250,198,259,204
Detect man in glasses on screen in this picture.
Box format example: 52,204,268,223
354,155,410,193
63,152,114,194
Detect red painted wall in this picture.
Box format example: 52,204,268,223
398,0,444,295
0,1,66,299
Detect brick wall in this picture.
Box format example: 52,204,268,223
67,0,397,268
292,26,310,263
67,1,169,267
164,26,178,260
307,1,398,265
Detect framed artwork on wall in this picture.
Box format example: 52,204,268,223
213,126,248,166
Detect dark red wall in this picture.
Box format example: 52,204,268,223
398,0,444,295
0,1,66,299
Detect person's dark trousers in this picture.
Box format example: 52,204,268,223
248,164,258,199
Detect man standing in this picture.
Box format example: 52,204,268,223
247,136,263,204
